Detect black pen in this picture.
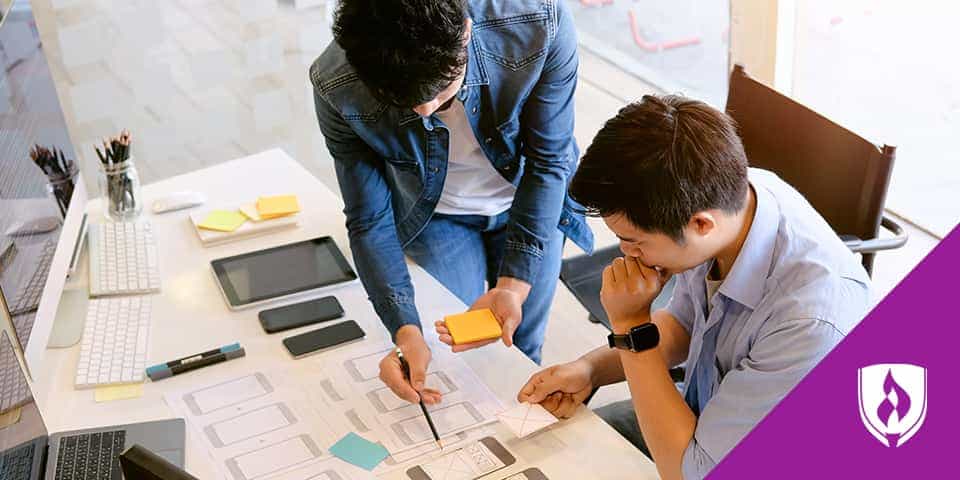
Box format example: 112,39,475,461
396,347,442,450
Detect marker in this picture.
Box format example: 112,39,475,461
146,343,245,381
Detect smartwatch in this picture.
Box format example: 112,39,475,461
607,323,660,352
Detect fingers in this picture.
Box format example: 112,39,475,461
405,350,430,392
379,354,420,403
420,387,442,405
499,311,519,348
612,257,627,283
517,368,549,402
450,338,498,352
624,255,642,278
553,394,580,419
541,392,562,414
520,367,567,404
601,264,614,291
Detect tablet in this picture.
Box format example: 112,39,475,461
211,237,357,310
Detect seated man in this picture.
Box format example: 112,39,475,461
518,95,870,480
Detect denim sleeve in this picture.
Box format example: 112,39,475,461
498,0,578,284
313,90,420,340
680,317,845,479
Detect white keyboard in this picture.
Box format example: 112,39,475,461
75,296,151,389
88,221,160,297
8,239,56,315
0,331,31,413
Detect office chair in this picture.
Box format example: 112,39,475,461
725,64,907,276
559,64,908,337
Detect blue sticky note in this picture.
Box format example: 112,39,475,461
329,433,389,471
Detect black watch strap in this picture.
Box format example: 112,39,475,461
607,323,660,352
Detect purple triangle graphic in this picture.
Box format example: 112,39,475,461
709,225,958,478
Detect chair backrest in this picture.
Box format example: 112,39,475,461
724,65,895,272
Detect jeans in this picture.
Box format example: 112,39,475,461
595,399,652,458
404,212,565,364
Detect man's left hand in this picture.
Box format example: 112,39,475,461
436,278,530,352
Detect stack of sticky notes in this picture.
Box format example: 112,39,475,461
443,308,503,344
197,210,248,232
256,195,300,220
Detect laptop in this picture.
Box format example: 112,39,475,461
0,330,185,479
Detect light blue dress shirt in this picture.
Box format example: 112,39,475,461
667,169,871,479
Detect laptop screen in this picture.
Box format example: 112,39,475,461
0,329,47,472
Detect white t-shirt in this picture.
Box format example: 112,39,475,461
705,276,723,314
434,100,516,216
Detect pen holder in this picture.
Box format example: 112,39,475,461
46,163,79,219
99,158,143,221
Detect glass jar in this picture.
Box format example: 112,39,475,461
45,162,79,218
98,158,143,221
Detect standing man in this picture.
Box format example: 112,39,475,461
518,95,870,479
310,0,592,405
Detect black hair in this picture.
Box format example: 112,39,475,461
570,94,749,241
333,0,468,108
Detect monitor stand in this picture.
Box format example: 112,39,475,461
47,234,89,349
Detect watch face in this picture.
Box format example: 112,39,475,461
628,324,660,352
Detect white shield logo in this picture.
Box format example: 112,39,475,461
858,363,927,447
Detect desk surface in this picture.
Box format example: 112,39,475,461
34,149,659,479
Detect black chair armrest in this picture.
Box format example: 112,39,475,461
842,215,909,254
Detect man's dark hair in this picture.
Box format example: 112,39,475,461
333,0,468,108
570,94,749,241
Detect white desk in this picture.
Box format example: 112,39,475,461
34,149,660,479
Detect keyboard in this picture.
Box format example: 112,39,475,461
75,297,151,389
54,430,126,480
0,441,36,480
8,239,56,315
88,222,160,297
0,332,31,413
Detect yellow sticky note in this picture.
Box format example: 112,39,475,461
444,308,503,344
94,383,144,403
0,406,22,428
239,203,263,222
257,195,300,219
198,210,247,232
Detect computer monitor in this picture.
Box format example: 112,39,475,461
0,328,49,476
0,0,88,374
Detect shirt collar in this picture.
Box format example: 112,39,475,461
716,182,779,310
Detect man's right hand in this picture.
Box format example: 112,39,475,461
379,325,442,404
517,359,595,419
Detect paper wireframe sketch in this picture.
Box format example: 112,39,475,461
496,403,558,438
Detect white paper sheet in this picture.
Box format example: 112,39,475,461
496,403,559,438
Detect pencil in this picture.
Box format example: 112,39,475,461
396,347,443,450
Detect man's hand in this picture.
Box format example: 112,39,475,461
378,325,442,404
601,257,669,333
436,277,530,352
517,359,595,419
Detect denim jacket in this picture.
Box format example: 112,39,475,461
310,0,594,339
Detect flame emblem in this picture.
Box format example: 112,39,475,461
858,364,927,448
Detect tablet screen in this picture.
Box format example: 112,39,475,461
212,237,356,307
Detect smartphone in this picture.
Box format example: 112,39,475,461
406,437,515,480
258,296,344,333
282,320,365,358
501,468,549,480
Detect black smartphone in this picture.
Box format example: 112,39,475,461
258,296,344,333
282,320,365,359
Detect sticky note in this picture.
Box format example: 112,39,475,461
0,406,22,428
497,402,559,438
256,195,300,219
94,383,144,403
329,432,389,471
444,309,502,344
198,210,247,232
238,203,263,222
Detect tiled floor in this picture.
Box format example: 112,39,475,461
30,0,941,408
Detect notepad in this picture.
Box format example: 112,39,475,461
94,383,144,403
256,195,300,219
444,309,503,344
329,432,389,471
198,210,247,232
497,402,558,438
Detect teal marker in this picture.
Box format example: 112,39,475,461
146,343,245,381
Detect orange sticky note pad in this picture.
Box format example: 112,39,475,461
444,309,502,344
257,195,300,219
